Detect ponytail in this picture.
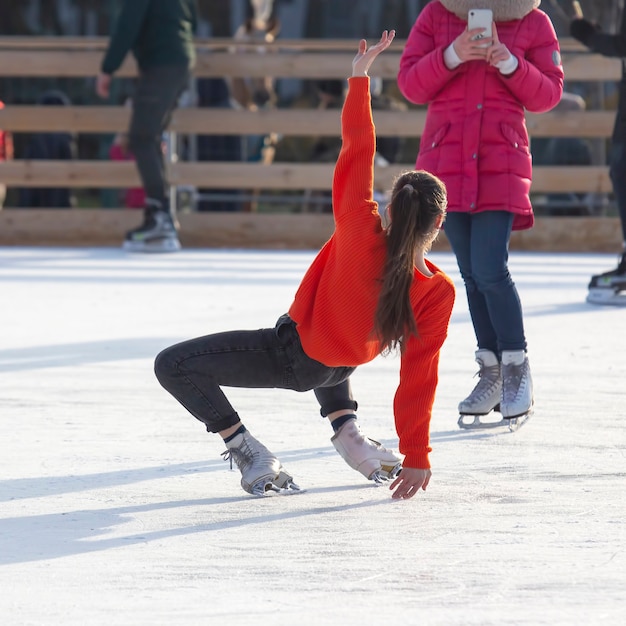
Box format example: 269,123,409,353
373,170,447,353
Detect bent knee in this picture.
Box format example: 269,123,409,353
154,346,178,386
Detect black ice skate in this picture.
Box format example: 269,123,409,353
123,201,181,253
587,252,626,306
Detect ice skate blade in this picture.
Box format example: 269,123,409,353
369,470,390,484
458,408,532,432
249,476,303,496
122,238,181,253
458,414,509,430
369,462,402,483
380,462,402,480
587,288,626,306
504,407,533,432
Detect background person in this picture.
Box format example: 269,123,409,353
96,0,197,252
398,0,563,425
571,4,626,301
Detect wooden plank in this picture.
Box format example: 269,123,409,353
525,111,614,138
0,49,617,80
0,36,588,52
0,106,615,139
0,209,620,252
0,106,131,133
0,160,612,194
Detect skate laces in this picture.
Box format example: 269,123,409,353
221,448,242,471
468,361,501,401
502,359,528,403
221,434,276,473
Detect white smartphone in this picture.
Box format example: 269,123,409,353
468,8,493,45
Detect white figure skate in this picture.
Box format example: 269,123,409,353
222,430,300,496
331,419,402,484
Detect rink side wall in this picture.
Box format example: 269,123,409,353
0,37,621,252
0,210,620,252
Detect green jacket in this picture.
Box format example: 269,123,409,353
101,0,197,75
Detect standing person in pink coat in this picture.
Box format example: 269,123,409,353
398,0,563,426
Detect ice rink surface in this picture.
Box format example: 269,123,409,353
0,246,624,625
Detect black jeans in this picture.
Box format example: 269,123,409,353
154,314,358,433
609,141,626,242
129,64,190,208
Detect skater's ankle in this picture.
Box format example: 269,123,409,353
222,423,247,444
501,350,526,366
329,414,357,432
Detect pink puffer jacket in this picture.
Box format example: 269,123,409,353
398,0,564,230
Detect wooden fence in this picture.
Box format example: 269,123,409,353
0,36,622,250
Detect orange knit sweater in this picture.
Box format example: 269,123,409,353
288,77,455,469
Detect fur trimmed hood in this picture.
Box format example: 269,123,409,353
439,0,540,22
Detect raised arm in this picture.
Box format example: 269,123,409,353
331,31,395,220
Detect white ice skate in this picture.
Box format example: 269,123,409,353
331,419,402,484
500,350,533,430
457,350,505,430
586,252,626,306
221,430,301,496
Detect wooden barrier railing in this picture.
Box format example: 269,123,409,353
0,36,618,195
0,37,622,251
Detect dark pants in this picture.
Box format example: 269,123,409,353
154,314,358,433
444,210,526,355
609,141,626,242
129,64,190,209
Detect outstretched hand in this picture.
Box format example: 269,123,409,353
352,30,396,77
389,467,431,499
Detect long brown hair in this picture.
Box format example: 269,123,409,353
373,170,447,353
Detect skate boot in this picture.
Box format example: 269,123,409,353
221,430,300,496
500,350,534,428
587,251,626,306
457,350,502,429
331,419,402,484
123,200,181,253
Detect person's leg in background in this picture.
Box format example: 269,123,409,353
125,65,190,252
606,141,626,270
445,211,532,419
444,212,502,417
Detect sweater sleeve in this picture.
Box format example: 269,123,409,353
495,12,563,113
398,7,460,105
331,77,377,222
394,278,455,469
101,0,151,75
589,33,626,58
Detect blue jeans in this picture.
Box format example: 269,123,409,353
609,142,626,242
444,211,526,354
154,314,357,433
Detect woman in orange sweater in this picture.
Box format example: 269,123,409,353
155,31,455,499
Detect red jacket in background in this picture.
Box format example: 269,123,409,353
398,1,564,230
0,101,14,161
109,142,145,209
